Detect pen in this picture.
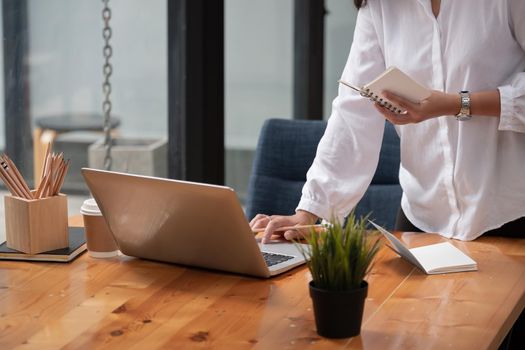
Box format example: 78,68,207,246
251,224,326,234
337,79,362,93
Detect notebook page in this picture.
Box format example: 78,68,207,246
369,221,425,271
365,67,431,104
409,242,478,274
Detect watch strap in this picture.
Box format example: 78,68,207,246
456,91,471,121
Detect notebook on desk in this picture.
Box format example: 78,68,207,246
0,227,86,262
81,168,308,278
369,221,477,274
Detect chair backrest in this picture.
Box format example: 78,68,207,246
245,118,402,229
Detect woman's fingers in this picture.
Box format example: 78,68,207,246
374,104,411,125
283,229,310,241
379,90,456,123
249,213,271,229
382,91,412,111
262,216,295,244
375,91,430,124
253,211,318,244
249,213,268,227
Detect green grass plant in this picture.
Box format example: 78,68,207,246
298,214,381,291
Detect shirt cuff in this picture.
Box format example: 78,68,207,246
498,85,525,132
296,197,346,224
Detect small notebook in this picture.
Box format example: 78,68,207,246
338,66,431,113
369,221,478,274
0,227,86,262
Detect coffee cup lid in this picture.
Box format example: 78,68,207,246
80,198,102,216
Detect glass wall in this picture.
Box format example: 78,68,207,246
224,0,358,204
324,0,358,119
0,0,167,240
225,0,294,202
28,0,167,140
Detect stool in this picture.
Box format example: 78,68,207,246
33,113,120,186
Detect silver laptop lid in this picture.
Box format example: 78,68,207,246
81,168,299,277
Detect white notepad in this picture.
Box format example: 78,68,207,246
369,221,478,274
339,66,431,114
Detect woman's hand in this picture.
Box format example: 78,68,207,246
249,210,318,244
375,90,459,125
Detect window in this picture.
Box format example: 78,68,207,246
1,0,167,205
225,0,293,203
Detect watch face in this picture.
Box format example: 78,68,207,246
457,91,471,120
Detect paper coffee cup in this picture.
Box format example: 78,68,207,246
80,198,118,258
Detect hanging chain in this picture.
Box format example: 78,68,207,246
102,0,113,170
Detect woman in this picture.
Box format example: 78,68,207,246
250,0,525,244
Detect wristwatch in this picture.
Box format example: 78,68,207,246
455,91,472,121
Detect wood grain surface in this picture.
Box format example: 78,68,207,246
0,218,524,349
4,194,68,254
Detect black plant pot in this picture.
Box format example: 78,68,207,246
309,280,368,338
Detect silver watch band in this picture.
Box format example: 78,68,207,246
456,91,471,121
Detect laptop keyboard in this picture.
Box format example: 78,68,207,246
262,252,295,267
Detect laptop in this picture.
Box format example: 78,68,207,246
81,168,309,278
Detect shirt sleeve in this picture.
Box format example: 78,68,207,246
498,0,525,132
296,5,388,222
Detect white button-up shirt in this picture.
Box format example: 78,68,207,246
297,0,525,240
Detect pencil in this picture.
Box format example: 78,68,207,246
251,224,326,234
0,160,31,199
0,148,69,199
54,159,69,195
0,166,22,197
45,154,57,197
1,155,32,199
39,142,52,188
52,161,64,195
36,153,54,198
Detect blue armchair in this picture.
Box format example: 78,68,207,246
245,118,402,229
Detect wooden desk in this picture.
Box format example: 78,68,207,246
1,220,524,349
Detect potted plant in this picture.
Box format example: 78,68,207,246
297,214,381,338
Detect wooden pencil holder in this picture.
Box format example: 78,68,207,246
4,194,68,255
